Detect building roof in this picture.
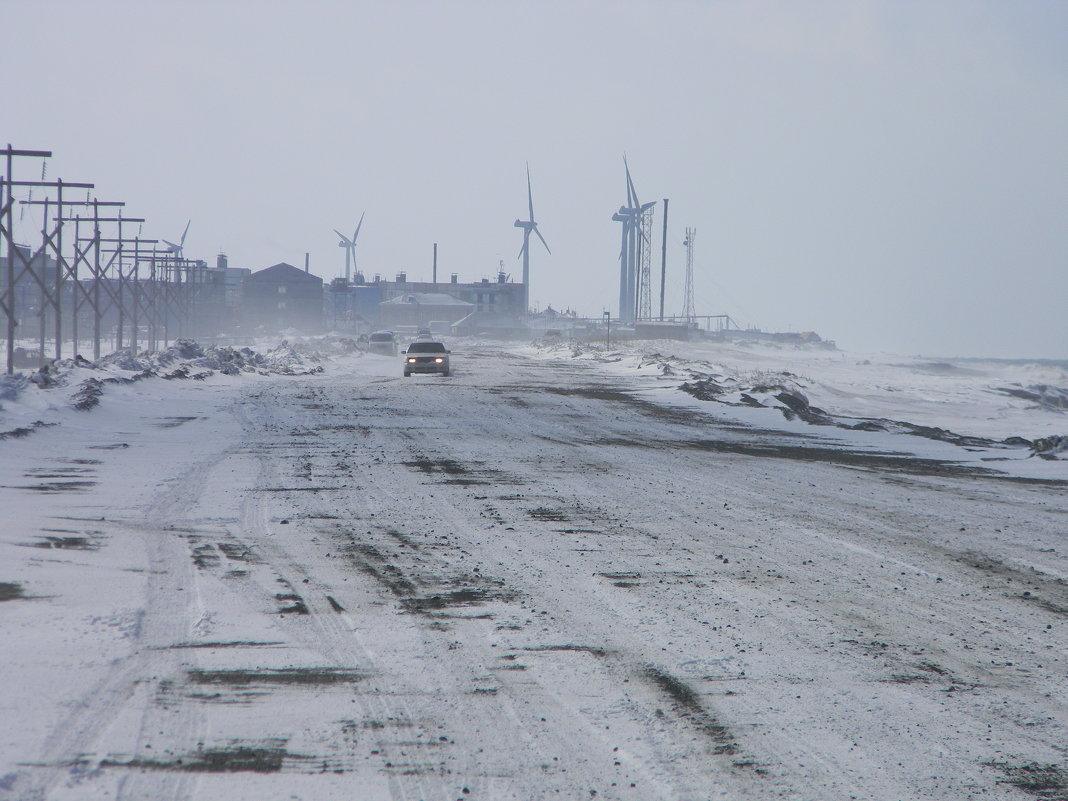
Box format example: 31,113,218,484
248,262,323,284
380,292,473,307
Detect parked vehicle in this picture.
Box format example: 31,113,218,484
403,340,450,377
368,331,397,356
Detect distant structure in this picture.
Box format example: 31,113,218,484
161,220,191,259
378,292,474,330
637,194,654,321
333,213,365,283
243,262,324,332
682,227,696,322
200,253,251,333
513,165,550,315
325,270,526,336
612,159,655,325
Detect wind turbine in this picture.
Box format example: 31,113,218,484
333,212,365,283
161,220,191,258
627,160,656,321
514,165,550,315
613,158,655,324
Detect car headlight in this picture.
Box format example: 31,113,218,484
434,358,444,363
407,358,416,363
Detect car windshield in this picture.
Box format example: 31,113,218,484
370,333,393,342
407,342,445,353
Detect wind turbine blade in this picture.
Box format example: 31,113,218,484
162,239,179,250
534,226,551,255
352,211,365,243
517,241,527,260
333,229,352,245
627,170,640,209
526,165,534,223
180,219,191,246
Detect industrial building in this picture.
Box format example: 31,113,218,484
325,272,526,335
378,292,474,330
242,262,324,333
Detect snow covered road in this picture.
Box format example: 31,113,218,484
2,344,1066,800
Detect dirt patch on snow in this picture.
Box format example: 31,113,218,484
6,480,97,493
644,666,739,755
332,527,521,618
100,740,299,773
517,644,609,657
0,582,26,601
25,533,103,551
0,421,55,440
985,761,1068,799
401,457,520,486
401,587,519,613
187,668,369,686
157,641,284,650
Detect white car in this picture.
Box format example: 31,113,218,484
403,340,450,377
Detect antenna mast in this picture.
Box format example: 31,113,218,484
682,227,696,322
637,204,654,321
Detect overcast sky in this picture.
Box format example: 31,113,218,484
3,1,1065,357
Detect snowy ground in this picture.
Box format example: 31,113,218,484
1,337,1066,800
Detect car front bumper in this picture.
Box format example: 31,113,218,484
405,359,448,373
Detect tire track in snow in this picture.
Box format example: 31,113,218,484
15,445,226,801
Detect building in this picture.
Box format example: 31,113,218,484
377,292,474,330
197,256,251,336
326,278,381,333
242,262,323,333
376,272,524,317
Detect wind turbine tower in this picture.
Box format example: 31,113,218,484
682,227,696,322
333,212,365,283
514,165,550,315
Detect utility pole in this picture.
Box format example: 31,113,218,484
60,204,142,358
4,146,211,366
659,198,669,321
122,240,160,352
1,145,96,372
21,188,105,362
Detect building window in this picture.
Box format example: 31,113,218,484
278,286,287,294
278,301,287,310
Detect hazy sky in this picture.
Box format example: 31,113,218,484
3,1,1065,357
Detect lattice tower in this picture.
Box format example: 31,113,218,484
682,227,696,321
637,205,654,321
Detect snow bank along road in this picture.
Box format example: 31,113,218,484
1,345,1066,801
